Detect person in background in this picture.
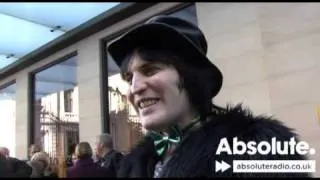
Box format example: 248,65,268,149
94,133,123,177
28,144,42,160
27,145,58,178
48,158,59,178
67,142,112,177
1,152,32,177
0,147,10,158
27,151,50,178
66,143,77,167
0,146,32,177
0,153,11,177
71,153,77,165
107,15,310,177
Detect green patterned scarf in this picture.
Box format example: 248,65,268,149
148,116,201,157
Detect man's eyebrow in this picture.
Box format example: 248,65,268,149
130,62,155,72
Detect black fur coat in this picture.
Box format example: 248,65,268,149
117,105,311,178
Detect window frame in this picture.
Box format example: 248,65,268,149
28,51,78,146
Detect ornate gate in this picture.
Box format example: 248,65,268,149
108,86,144,154
34,94,79,166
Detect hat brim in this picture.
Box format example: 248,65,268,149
108,23,223,97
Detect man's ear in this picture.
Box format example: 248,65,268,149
177,75,184,92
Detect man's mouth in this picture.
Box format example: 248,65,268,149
137,98,160,109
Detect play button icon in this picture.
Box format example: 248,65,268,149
215,160,231,172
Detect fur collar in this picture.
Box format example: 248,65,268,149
118,104,309,177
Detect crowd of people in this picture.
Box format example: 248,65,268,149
0,133,123,178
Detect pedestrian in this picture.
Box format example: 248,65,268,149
27,151,50,177
67,142,112,177
94,133,123,177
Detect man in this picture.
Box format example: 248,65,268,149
0,147,10,157
94,133,123,177
0,147,32,177
107,15,311,177
0,153,11,177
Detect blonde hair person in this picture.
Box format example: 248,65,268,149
29,144,42,160
28,152,50,177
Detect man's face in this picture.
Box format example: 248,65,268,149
124,55,191,131
0,148,9,157
94,139,102,157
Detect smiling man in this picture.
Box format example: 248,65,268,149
123,51,195,133
107,15,311,177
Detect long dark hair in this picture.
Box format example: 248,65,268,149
120,46,224,120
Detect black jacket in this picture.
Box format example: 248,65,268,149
99,150,123,177
0,156,32,177
0,155,10,177
117,105,311,178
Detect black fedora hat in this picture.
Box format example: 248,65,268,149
108,15,223,98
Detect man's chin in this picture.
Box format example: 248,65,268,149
142,121,171,132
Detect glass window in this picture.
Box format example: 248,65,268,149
33,55,79,160
0,3,119,70
0,83,16,157
105,4,198,154
169,4,198,25
64,89,73,113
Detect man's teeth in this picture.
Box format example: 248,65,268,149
140,99,158,108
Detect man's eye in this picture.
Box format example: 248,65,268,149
144,67,160,76
123,73,132,84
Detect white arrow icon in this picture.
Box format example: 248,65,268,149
215,160,231,172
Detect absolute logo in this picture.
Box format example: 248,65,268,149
214,137,316,173
216,137,316,155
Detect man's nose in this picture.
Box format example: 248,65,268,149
130,74,147,95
